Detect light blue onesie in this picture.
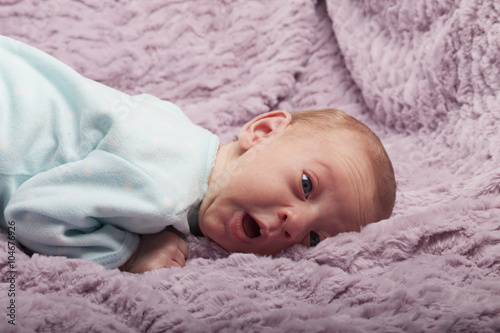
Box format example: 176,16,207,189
0,36,219,269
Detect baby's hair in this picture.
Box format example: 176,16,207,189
290,109,396,226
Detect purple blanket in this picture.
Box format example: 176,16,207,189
1,0,499,331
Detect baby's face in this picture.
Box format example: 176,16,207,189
198,123,376,255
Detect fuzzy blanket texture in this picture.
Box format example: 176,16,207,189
0,0,499,332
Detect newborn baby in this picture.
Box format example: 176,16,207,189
0,35,396,273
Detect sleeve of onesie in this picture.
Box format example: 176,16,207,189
4,146,189,269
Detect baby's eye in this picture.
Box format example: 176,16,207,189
310,231,320,247
302,174,313,197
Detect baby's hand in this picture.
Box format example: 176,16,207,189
119,227,188,273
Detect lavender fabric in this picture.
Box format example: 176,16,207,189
0,0,499,332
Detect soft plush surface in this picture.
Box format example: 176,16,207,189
1,0,499,332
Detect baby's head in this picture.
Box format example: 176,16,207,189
197,109,396,255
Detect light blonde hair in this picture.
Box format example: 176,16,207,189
290,109,396,226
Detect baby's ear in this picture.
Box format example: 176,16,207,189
238,110,292,150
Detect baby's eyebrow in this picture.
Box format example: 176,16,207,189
316,159,335,176
315,160,335,191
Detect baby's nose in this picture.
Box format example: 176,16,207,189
278,208,307,241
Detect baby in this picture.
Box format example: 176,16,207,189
0,36,396,273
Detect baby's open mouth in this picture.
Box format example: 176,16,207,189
242,213,260,239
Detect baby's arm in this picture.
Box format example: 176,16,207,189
119,227,188,273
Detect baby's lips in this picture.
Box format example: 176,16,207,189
230,212,251,244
